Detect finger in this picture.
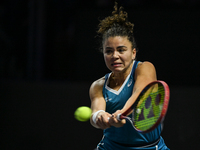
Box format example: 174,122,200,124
108,116,118,125
109,115,126,127
102,116,111,127
111,110,121,119
120,119,126,124
96,119,107,129
96,115,110,129
96,115,105,128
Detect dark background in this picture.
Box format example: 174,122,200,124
1,0,200,149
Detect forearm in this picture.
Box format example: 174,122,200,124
121,62,157,114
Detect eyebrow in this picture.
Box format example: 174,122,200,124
105,46,127,49
105,47,113,49
117,46,127,49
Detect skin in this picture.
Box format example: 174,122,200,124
90,36,157,129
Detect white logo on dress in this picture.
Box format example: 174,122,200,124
105,97,112,102
128,79,133,87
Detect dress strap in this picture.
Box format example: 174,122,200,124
131,61,140,78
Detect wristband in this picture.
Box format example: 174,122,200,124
92,110,105,124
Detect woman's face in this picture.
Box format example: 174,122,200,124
103,36,136,74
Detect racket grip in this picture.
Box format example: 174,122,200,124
116,113,122,121
117,113,127,121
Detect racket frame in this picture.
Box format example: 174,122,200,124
117,80,170,133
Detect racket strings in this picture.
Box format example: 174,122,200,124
133,84,165,131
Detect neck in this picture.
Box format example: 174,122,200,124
111,61,134,86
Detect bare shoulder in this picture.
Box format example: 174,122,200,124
89,76,105,94
137,61,155,69
90,76,105,88
135,61,157,81
136,61,156,74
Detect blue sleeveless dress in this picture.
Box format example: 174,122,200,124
97,61,169,150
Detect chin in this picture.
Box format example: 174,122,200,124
112,68,123,73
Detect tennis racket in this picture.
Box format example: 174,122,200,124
117,80,170,133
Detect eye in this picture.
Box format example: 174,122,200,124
105,49,113,54
118,48,126,53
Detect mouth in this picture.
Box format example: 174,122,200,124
111,63,122,67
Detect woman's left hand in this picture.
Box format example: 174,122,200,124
108,110,126,127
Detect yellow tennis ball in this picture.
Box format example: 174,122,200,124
74,106,92,122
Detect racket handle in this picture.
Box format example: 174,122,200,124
116,114,121,121
117,113,127,121
117,113,126,121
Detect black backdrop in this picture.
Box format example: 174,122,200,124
1,1,200,149
45,6,200,86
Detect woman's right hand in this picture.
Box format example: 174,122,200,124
95,111,112,129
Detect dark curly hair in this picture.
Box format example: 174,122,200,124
97,2,137,52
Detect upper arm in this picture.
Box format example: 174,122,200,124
133,61,157,93
89,77,106,113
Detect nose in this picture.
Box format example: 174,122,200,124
112,51,119,58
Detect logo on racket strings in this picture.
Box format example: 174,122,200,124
133,85,165,130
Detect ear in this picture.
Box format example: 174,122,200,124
132,48,136,60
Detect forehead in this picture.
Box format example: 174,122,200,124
104,36,131,47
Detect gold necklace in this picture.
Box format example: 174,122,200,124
111,73,119,86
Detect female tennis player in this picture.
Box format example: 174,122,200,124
89,2,169,150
